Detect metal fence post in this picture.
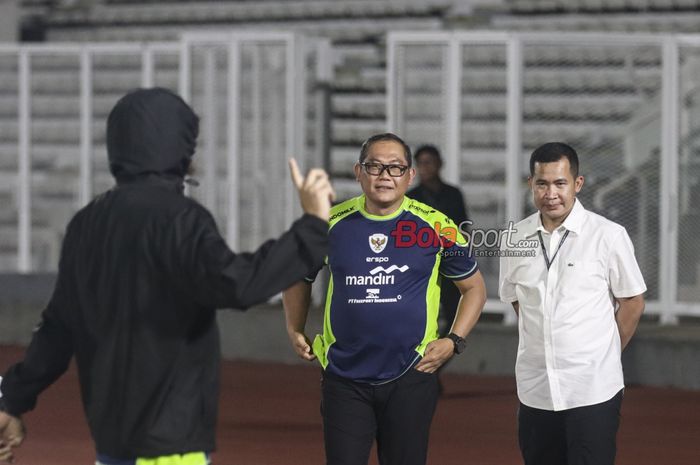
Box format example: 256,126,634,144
226,37,241,250
660,37,680,324
17,49,31,273
444,35,462,185
79,48,93,207
202,47,218,212
386,34,397,133
315,40,332,173
503,35,523,325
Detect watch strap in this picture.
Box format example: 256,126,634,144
446,332,466,354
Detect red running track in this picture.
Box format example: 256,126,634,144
1,345,699,465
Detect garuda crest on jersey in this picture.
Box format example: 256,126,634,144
368,233,388,253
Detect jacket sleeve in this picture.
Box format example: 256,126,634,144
176,207,328,310
0,226,76,417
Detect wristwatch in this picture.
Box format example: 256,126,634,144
446,332,466,354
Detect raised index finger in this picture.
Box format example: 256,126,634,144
288,158,304,190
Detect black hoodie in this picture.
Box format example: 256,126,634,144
0,88,328,458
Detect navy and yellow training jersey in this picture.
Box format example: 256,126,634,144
308,194,478,383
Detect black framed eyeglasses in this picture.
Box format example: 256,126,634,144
360,162,409,177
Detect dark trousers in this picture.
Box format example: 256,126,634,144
518,389,623,465
321,369,439,465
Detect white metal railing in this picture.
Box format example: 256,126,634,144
0,33,331,273
178,31,329,251
0,41,181,273
387,31,700,324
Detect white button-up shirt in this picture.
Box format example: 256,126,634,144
499,199,646,411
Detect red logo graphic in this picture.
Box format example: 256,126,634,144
390,220,464,248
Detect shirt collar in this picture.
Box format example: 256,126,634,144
561,198,586,234
357,194,409,221
524,198,586,238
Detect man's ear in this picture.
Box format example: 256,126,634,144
354,163,362,182
408,167,416,185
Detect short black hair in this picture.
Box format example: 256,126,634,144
359,133,412,167
529,142,579,178
414,144,442,164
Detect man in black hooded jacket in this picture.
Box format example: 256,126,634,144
0,88,333,465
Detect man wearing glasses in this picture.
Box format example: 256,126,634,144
283,133,487,465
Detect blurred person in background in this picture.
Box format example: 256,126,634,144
499,142,646,465
0,87,334,465
283,133,486,465
407,144,470,337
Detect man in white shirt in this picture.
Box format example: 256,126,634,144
499,142,646,465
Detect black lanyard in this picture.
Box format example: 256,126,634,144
537,230,570,270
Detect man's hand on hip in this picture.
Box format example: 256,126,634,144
414,338,454,373
287,330,317,362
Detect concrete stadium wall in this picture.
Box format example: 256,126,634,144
1,274,699,390
0,273,55,344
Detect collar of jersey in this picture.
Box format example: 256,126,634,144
357,194,409,221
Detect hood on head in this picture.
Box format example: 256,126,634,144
107,87,199,181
